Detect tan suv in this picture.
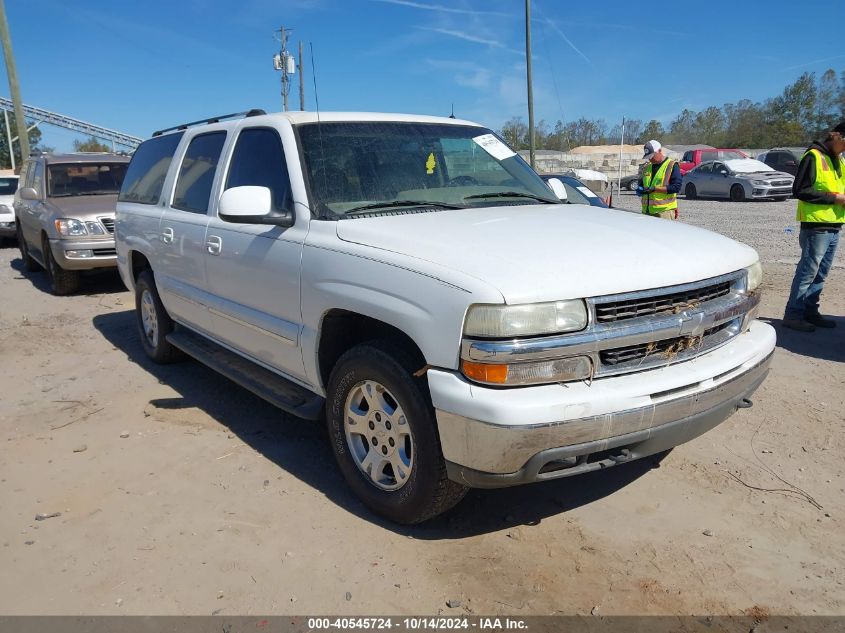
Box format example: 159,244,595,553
14,152,129,294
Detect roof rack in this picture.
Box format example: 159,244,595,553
151,109,267,137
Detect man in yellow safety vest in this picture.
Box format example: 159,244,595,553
637,140,682,219
782,121,845,332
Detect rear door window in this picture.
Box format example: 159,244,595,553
31,162,44,196
173,132,226,214
119,132,185,205
224,127,292,213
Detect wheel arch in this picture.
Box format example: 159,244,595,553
317,309,427,392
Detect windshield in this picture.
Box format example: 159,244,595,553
0,177,18,195
297,122,558,218
47,163,128,197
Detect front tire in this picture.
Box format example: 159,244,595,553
730,184,746,202
43,238,80,295
135,269,182,363
685,183,697,199
626,179,638,192
16,223,41,272
326,340,467,524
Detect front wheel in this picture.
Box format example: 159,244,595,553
135,269,182,363
626,179,638,192
16,223,41,272
326,340,467,524
730,184,746,202
43,238,80,295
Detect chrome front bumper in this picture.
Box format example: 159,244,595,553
431,321,775,487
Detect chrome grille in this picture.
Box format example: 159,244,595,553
593,281,732,323
99,217,115,234
600,321,733,367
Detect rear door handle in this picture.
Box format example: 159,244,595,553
206,235,222,256
161,227,174,244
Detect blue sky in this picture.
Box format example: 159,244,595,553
4,0,844,151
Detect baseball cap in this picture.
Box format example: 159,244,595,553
642,140,661,160
831,120,845,135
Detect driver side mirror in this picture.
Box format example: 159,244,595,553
20,187,38,200
546,178,567,201
218,186,294,227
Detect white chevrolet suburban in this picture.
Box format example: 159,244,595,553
115,110,776,524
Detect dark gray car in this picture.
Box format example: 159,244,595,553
682,158,793,202
14,152,129,294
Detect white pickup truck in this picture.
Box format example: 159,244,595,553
116,110,775,524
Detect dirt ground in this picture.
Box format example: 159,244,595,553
1,197,843,616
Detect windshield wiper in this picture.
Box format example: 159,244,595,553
463,191,556,203
344,200,466,216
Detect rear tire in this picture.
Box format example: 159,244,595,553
730,184,746,202
685,183,697,199
135,269,182,363
326,340,468,524
43,238,80,295
626,179,638,192
16,223,41,272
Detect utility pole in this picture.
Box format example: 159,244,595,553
524,0,535,169
273,26,293,111
0,0,29,169
298,41,304,110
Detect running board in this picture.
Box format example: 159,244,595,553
166,329,324,420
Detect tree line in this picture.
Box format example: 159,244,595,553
500,69,845,150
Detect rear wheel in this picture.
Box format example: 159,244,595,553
43,238,80,295
326,340,467,524
135,269,182,363
685,183,697,199
730,184,746,202
626,179,638,192
16,223,41,272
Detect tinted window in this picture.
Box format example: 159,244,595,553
119,132,184,205
173,132,226,214
31,161,44,195
682,152,693,162
225,128,292,213
696,163,712,174
47,163,127,197
0,177,18,195
701,151,717,163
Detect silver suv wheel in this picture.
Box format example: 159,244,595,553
140,288,159,348
344,379,414,491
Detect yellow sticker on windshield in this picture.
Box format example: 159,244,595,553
426,152,436,175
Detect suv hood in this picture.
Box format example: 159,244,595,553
335,205,759,303
47,194,118,217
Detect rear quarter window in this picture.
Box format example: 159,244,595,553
119,132,185,205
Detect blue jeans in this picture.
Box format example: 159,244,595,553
784,228,840,320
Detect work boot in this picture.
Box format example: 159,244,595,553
805,314,837,328
782,319,816,332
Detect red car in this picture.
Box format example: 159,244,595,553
679,148,748,175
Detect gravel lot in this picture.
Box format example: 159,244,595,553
1,199,843,616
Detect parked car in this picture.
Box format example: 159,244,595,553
756,148,803,176
683,158,793,201
679,148,748,175
14,153,130,294
116,110,774,524
0,173,20,241
540,174,608,207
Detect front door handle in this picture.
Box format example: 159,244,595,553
161,227,174,244
206,235,222,256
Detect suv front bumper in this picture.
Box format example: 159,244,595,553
49,238,117,270
429,321,775,488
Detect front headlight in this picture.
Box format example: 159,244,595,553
54,218,106,236
745,261,762,292
464,300,588,338
55,218,88,237
752,180,769,186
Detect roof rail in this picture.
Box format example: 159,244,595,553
151,109,267,137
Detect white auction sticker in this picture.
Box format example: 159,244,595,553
472,134,516,161
576,186,598,198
